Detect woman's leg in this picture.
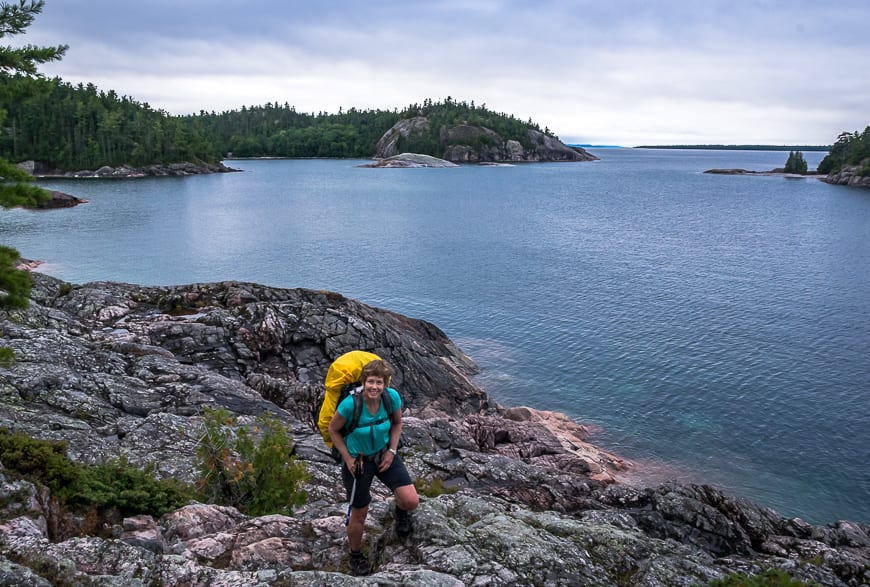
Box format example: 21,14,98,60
394,483,419,511
347,505,369,551
341,460,376,551
377,454,419,537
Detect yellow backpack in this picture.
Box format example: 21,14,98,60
316,350,388,448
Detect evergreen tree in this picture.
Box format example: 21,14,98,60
818,127,870,175
784,150,808,174
0,1,66,309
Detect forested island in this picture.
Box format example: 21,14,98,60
2,74,577,170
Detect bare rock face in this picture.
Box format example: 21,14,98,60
373,116,430,159
373,117,599,163
1,273,868,586
823,159,870,188
358,153,458,168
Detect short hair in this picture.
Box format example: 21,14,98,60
360,359,392,384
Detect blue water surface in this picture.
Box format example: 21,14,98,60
3,148,868,524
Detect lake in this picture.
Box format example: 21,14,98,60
3,148,868,524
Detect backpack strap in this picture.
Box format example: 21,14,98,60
382,388,394,420
343,388,397,436
343,387,364,436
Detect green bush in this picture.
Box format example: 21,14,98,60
414,476,459,498
0,346,15,368
704,569,818,586
0,245,32,310
0,428,80,494
66,457,193,517
195,407,309,516
0,428,192,518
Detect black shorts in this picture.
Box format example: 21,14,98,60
341,452,413,509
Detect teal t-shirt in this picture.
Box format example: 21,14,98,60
337,387,401,457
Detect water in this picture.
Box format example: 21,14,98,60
3,149,868,525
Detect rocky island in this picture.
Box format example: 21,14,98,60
373,117,599,163
0,273,867,586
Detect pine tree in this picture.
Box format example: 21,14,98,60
0,1,67,310
784,150,808,175
795,151,807,174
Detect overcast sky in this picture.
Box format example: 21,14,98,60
23,0,870,146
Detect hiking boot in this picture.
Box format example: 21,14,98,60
348,550,371,576
395,507,413,538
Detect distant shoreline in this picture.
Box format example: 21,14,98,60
704,168,825,179
634,144,830,151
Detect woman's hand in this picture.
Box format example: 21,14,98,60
345,454,361,476
377,449,394,472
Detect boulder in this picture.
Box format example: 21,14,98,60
359,153,459,168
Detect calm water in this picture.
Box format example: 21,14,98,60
4,149,868,524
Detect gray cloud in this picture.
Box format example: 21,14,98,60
24,0,870,145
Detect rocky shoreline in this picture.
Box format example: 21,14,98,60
0,273,867,586
704,168,826,179
704,165,870,188
19,160,240,179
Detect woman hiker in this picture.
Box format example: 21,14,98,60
328,359,419,576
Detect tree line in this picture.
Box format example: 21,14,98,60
1,0,65,317
2,75,219,169
2,74,553,168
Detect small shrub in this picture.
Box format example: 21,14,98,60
0,428,192,520
0,346,15,368
66,457,193,517
0,428,80,493
414,476,458,498
194,407,309,516
0,245,32,310
704,568,819,586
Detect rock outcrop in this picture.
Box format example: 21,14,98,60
822,159,870,188
35,190,88,209
21,160,239,179
374,117,599,163
0,273,867,586
358,153,459,168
